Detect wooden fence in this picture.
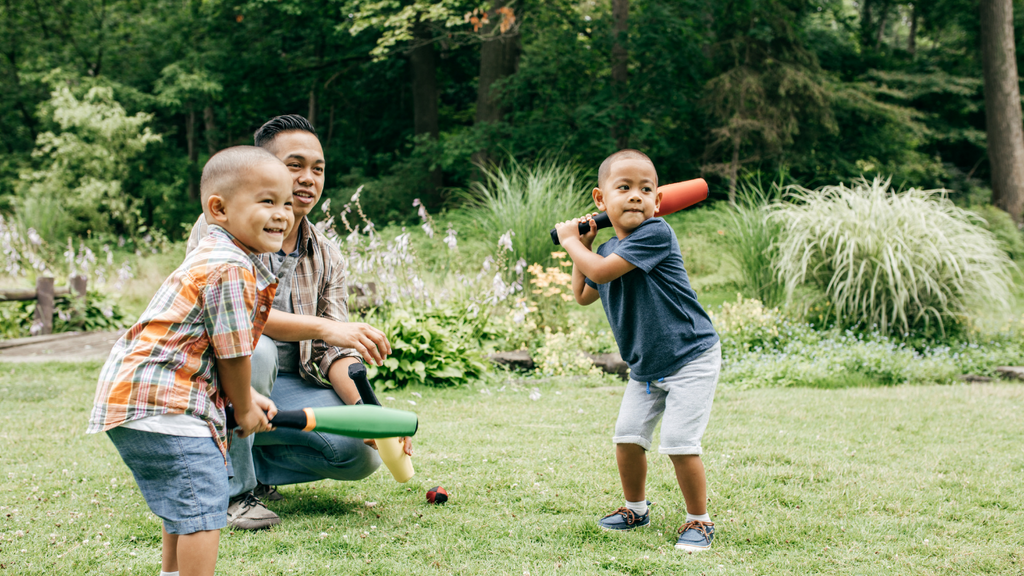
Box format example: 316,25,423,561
0,275,87,335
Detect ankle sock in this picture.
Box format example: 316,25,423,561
160,572,180,576
686,512,711,523
625,499,648,516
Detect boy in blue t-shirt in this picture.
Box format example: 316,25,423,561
554,149,721,552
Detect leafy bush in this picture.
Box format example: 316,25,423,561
772,177,1014,338
364,306,490,390
0,291,130,339
969,204,1024,262
458,156,595,270
714,296,1024,389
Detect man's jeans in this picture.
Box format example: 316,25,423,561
226,337,381,498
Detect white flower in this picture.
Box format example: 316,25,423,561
443,227,458,250
27,228,42,246
514,258,527,275
529,388,541,401
421,222,434,238
351,186,363,203
498,230,515,252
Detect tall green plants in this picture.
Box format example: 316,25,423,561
720,176,785,308
459,156,595,270
772,177,1015,337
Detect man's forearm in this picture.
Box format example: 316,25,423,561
262,309,328,342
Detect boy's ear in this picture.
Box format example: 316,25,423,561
654,190,663,213
206,195,229,224
592,187,606,211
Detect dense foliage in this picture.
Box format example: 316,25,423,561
0,0,1011,238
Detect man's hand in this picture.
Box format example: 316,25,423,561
555,213,599,249
250,389,278,431
363,436,414,456
320,322,392,366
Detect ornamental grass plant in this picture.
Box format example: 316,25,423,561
458,156,595,271
720,176,786,308
771,177,1015,338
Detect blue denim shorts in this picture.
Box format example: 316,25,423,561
107,426,228,534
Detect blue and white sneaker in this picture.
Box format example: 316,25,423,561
675,520,715,551
598,502,651,531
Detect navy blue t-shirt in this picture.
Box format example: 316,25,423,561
585,217,718,381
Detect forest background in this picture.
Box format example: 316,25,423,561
0,0,1019,242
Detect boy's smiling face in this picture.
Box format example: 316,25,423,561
594,158,661,238
212,162,295,253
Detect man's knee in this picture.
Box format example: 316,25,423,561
251,336,279,396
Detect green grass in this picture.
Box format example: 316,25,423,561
2,362,1023,574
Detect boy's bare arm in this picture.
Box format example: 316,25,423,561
216,356,275,438
555,217,637,285
571,261,601,305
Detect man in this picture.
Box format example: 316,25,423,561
187,114,407,530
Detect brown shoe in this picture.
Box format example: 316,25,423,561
254,482,283,502
227,492,280,530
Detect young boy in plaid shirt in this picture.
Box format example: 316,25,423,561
87,146,294,576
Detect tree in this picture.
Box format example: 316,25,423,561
979,0,1024,222
471,1,519,168
19,83,161,241
154,64,223,201
611,0,629,149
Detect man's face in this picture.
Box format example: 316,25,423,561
218,162,295,253
594,159,661,236
265,130,325,221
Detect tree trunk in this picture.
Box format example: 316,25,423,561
186,106,199,201
203,105,217,155
860,0,873,49
908,4,917,55
874,1,889,50
728,135,740,205
410,21,442,199
308,87,317,129
980,0,1024,222
612,0,629,149
472,0,520,169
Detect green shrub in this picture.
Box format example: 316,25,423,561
457,156,595,270
0,290,130,338
363,305,490,390
772,177,1014,338
969,204,1024,262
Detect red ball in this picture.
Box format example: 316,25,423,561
426,486,448,504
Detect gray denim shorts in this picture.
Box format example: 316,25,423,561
613,341,721,455
107,426,228,534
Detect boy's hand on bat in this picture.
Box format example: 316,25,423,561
234,398,273,438
554,215,598,249
251,390,278,431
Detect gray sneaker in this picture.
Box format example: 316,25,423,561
227,492,280,530
254,482,283,502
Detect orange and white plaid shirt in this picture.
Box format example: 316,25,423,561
87,225,277,456
187,215,361,385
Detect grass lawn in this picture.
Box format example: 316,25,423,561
1,362,1023,575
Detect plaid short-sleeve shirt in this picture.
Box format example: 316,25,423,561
87,225,277,456
187,215,361,386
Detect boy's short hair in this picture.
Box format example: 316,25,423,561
200,145,282,209
253,114,318,148
598,149,659,189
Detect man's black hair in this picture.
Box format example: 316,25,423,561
253,114,318,148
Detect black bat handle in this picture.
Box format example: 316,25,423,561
348,362,381,407
225,406,308,430
550,212,611,245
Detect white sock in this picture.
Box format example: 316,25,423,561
160,571,180,576
686,512,711,523
625,499,648,516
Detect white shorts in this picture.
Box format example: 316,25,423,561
613,342,721,455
